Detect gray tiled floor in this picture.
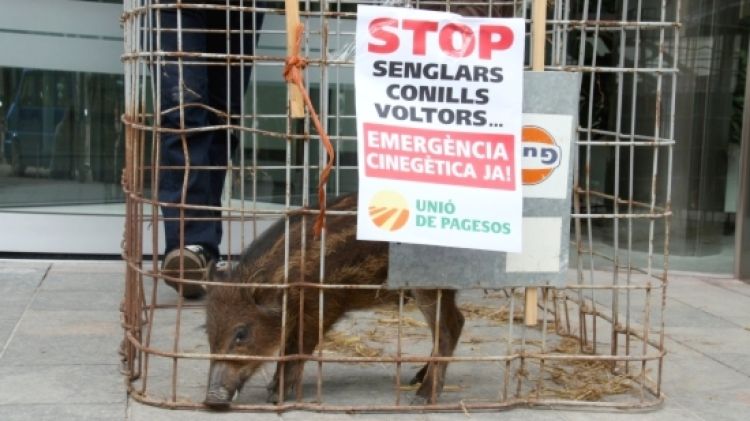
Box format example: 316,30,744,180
0,260,749,420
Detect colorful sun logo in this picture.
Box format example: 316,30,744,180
368,190,410,232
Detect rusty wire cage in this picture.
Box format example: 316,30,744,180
121,0,676,412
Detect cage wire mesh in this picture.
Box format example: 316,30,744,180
121,0,676,412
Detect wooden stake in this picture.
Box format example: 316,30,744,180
525,0,548,327
531,0,547,72
285,0,305,118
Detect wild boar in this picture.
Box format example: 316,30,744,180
204,194,464,408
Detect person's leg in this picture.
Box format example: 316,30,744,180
157,7,219,298
202,5,267,247
158,4,267,298
157,7,223,256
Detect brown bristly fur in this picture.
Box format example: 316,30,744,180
204,194,464,406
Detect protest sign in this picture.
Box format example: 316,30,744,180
355,5,526,252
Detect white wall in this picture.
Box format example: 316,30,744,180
0,0,123,74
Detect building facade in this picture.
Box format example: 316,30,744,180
1,0,749,276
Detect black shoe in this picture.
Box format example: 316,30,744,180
162,245,214,299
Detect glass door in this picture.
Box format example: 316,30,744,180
0,0,126,254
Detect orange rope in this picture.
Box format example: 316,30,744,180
283,23,335,237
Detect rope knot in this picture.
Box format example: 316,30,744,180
283,55,308,84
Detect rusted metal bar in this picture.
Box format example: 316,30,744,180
121,0,672,414
125,331,664,364
127,390,664,412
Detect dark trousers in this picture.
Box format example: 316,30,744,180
157,5,265,259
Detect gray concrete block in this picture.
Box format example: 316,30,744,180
129,400,282,421
41,262,125,293
429,408,566,421
0,404,123,421
0,318,19,347
671,396,750,421
662,300,739,329
0,273,44,293
0,264,48,319
667,327,750,356
45,261,124,276
3,258,750,421
0,297,34,321
0,310,120,366
0,262,50,280
668,280,750,326
30,289,122,312
556,405,702,421
661,339,750,396
283,411,427,421
0,329,120,366
698,276,750,298
0,364,124,405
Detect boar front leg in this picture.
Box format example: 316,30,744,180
266,304,338,403
266,328,313,404
412,289,464,404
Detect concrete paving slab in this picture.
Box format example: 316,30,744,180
0,261,51,276
698,276,750,299
43,260,125,276
0,403,123,421
667,326,750,350
662,299,737,329
428,408,566,421
673,384,750,407
668,281,750,327
1,260,750,421
665,328,750,377
570,271,745,334
283,411,429,421
0,265,48,289
129,400,283,421
0,310,120,366
0,364,123,405
0,263,48,319
0,296,36,320
671,396,750,421
556,405,703,421
29,289,122,312
0,333,120,366
0,318,20,350
40,262,124,293
661,339,750,399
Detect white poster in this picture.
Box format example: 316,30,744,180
355,5,525,252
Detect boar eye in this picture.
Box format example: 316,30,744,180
234,325,250,344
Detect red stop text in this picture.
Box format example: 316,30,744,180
368,18,514,60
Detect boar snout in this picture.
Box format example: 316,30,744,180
204,361,239,409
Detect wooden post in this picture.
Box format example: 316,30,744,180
285,0,305,118
532,0,547,73
525,0,548,327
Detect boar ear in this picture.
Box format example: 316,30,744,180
239,286,257,305
236,268,266,304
